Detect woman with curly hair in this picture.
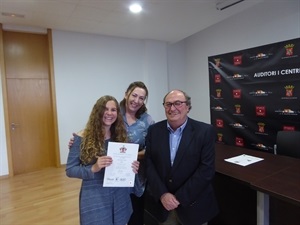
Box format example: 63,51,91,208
66,95,143,225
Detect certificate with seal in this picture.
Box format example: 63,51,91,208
103,142,139,187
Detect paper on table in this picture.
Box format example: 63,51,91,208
103,142,138,187
224,154,264,166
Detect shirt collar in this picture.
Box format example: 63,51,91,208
167,118,188,133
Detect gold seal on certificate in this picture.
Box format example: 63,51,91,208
103,142,139,187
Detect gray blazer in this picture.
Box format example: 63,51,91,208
66,135,143,225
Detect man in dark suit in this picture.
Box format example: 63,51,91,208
145,89,219,225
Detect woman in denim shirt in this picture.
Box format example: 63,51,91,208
120,81,155,225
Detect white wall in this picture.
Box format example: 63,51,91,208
167,41,186,91
180,0,300,123
52,31,168,164
1,0,299,175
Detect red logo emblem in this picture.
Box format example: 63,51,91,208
233,89,242,99
216,119,224,128
233,55,242,65
256,106,266,117
215,74,221,83
235,137,244,147
283,126,295,131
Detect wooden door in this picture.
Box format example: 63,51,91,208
3,31,56,175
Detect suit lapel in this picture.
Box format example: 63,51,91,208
159,121,172,168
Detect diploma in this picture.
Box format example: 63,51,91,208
103,142,139,187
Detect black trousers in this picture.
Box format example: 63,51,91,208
128,193,145,225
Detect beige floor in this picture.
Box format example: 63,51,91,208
0,167,81,225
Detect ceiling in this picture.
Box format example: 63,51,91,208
0,0,263,43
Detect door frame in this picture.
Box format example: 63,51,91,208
0,24,61,176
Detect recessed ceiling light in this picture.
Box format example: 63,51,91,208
2,12,25,18
129,3,142,13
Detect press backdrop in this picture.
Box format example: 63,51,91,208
208,38,300,153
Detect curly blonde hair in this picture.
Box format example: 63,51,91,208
80,95,127,165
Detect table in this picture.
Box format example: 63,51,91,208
214,143,300,225
215,144,298,184
252,163,300,206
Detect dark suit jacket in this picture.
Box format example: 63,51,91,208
145,118,219,225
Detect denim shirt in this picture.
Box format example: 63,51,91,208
121,107,155,184
121,108,155,150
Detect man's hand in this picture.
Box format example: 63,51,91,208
68,133,75,149
160,193,180,211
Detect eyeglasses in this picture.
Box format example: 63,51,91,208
163,101,187,108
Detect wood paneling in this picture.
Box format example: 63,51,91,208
3,31,57,175
4,32,49,79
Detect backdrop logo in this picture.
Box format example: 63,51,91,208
214,58,221,67
233,55,242,65
256,53,266,58
233,89,241,99
216,119,224,128
255,143,268,150
230,122,246,129
235,104,241,114
250,52,272,60
285,85,294,97
226,73,249,80
249,89,272,96
281,85,297,100
282,43,298,59
283,126,295,131
275,108,298,115
256,106,266,116
212,106,225,111
257,122,265,133
216,89,222,98
233,73,243,79
217,133,223,142
285,44,294,56
214,74,221,83
235,137,244,147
